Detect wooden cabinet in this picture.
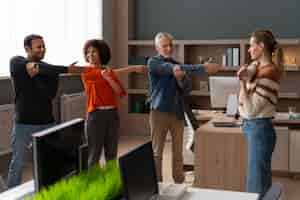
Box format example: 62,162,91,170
272,127,289,171
194,122,248,192
289,130,300,172
193,121,300,192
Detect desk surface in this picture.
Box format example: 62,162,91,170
193,110,300,127
197,121,243,134
0,181,259,200
183,187,258,200
0,180,34,200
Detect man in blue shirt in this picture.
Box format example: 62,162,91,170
148,32,222,183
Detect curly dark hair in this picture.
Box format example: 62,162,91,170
83,39,111,65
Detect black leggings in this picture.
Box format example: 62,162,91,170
86,109,119,167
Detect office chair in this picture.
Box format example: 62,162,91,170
261,183,282,200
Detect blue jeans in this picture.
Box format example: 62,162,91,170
242,118,276,198
0,176,5,192
7,122,54,188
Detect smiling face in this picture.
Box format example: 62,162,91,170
86,46,101,66
155,36,173,58
25,38,46,61
248,36,264,61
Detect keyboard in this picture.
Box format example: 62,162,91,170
212,121,241,127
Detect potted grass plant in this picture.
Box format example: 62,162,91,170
29,160,122,200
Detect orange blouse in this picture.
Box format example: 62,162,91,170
81,67,126,113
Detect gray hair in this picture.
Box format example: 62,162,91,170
154,32,174,47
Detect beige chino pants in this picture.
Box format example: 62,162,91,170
149,110,185,183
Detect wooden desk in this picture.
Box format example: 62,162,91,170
0,180,259,200
194,122,248,192
193,110,300,192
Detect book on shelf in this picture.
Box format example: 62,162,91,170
225,47,240,68
222,54,227,66
233,47,240,66
226,48,233,67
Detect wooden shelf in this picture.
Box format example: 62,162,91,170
243,38,300,45
128,40,181,46
128,89,148,94
284,65,300,71
182,39,245,45
279,92,300,99
128,112,149,115
128,39,246,46
190,90,210,96
0,148,12,156
0,104,14,111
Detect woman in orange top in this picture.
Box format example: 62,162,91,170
81,39,145,167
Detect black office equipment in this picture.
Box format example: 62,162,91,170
212,121,242,127
119,142,158,200
119,141,186,200
32,118,87,191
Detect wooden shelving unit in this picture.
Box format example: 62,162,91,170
125,40,300,135
114,0,300,136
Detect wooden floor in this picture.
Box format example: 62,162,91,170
6,136,300,199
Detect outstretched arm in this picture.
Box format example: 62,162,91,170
26,61,85,78
112,65,146,76
180,63,223,75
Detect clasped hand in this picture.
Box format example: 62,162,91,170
26,62,39,78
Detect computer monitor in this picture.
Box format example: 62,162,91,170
119,141,158,200
209,76,240,109
32,118,88,191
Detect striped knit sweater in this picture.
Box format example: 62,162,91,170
239,63,281,120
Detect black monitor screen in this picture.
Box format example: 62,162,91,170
119,141,158,200
32,118,87,191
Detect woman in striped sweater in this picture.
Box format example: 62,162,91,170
237,30,284,198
